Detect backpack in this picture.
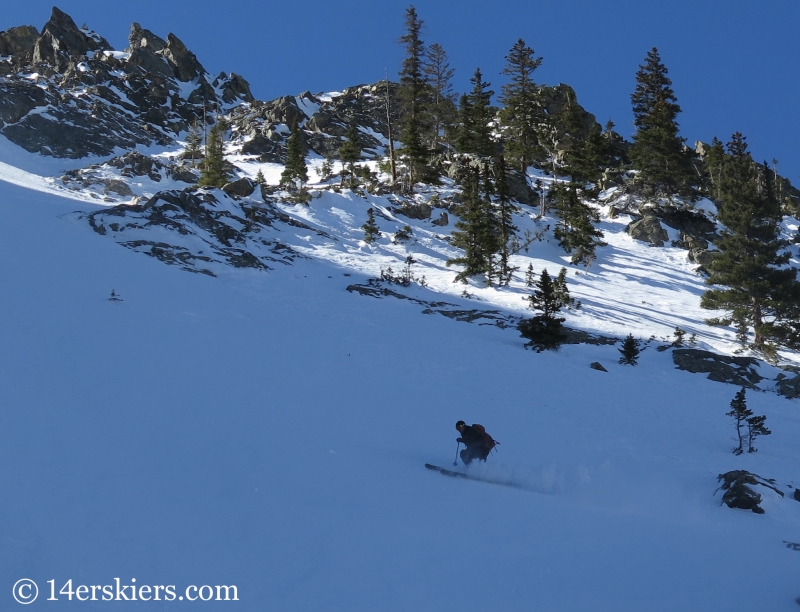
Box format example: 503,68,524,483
471,423,496,451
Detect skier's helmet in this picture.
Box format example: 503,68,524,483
455,420,466,431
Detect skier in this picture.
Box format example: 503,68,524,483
455,420,496,465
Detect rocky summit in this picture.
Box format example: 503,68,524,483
0,7,253,158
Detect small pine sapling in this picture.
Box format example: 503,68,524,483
362,208,381,244
672,326,686,347
255,169,267,199
401,255,416,285
525,263,535,287
318,155,335,182
618,333,641,365
554,267,578,310
746,414,771,453
726,387,752,455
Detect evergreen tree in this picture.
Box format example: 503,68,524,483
280,121,309,189
499,39,544,174
455,68,495,158
571,122,610,187
726,387,750,455
552,183,606,265
701,133,798,351
362,208,381,244
423,42,457,154
746,414,771,453
339,125,362,188
446,166,498,282
553,267,576,310
493,155,519,285
703,136,726,202
518,267,567,350
255,169,267,199
618,333,641,365
185,119,203,167
397,6,430,183
198,121,229,188
629,47,698,197
318,154,335,182
525,263,535,287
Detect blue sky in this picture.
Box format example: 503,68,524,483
4,1,799,182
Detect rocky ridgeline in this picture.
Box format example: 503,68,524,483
0,7,253,158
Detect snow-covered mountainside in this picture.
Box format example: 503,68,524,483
2,8,800,612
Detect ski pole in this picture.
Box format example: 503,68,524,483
453,441,460,466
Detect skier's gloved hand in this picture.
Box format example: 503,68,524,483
456,437,464,443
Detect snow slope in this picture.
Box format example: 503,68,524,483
1,145,800,610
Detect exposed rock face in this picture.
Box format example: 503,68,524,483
31,7,110,69
590,362,608,372
228,83,401,163
85,188,313,276
672,348,763,388
0,25,39,59
431,211,449,227
127,23,166,53
162,33,205,82
222,177,256,198
775,369,800,399
660,207,717,241
626,213,669,246
59,151,199,199
0,8,252,158
716,470,784,514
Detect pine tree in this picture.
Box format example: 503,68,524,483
423,42,457,154
629,47,698,197
703,136,726,202
518,267,567,350
552,183,606,265
198,121,229,188
493,155,519,285
525,263,535,287
185,119,203,167
499,39,543,174
255,169,267,199
726,387,751,455
701,133,799,351
339,125,362,189
746,414,771,453
618,333,641,365
280,121,309,189
553,267,576,310
362,208,381,244
446,166,498,282
397,6,430,184
455,68,495,158
526,268,571,319
571,122,610,188
318,154,335,182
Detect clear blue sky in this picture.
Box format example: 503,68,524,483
4,1,799,182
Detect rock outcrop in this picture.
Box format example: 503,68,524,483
0,8,252,158
626,213,669,246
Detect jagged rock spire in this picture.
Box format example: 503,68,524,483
31,7,110,68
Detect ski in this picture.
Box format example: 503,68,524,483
424,463,525,490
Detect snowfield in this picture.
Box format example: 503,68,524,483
1,138,800,611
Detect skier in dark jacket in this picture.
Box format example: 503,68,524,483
456,420,496,465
